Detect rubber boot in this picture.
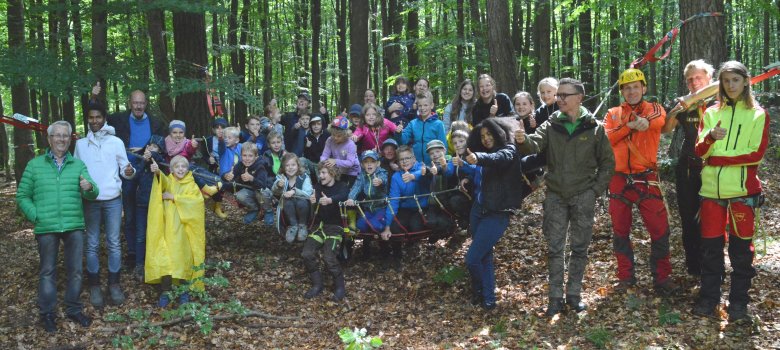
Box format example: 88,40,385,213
201,182,222,198
214,201,228,219
304,271,324,299
332,272,346,301
347,209,357,233
107,272,126,305
88,273,104,309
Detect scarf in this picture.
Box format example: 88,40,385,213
165,135,188,158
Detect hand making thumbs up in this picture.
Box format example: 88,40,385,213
190,135,199,149
224,169,235,182
123,163,134,177
319,192,332,205
241,167,253,182
465,148,477,165
429,161,438,175
489,99,498,116
514,127,526,145
150,158,160,174
710,120,727,140
79,175,93,191
402,170,415,183
371,173,382,187
91,82,101,100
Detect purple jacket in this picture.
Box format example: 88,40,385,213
320,138,360,176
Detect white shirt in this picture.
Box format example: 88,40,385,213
74,124,135,200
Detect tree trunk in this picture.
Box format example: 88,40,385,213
259,0,273,105
468,0,486,76
0,94,11,180
577,0,594,109
350,0,370,104
336,0,349,110
608,5,620,108
92,0,108,107
71,0,90,129
678,1,726,93
57,0,76,129
533,0,551,83
645,0,657,97
406,1,419,74
311,0,321,111
762,8,770,92
47,0,60,124
146,4,175,120
381,0,401,78
229,0,248,123
511,0,522,58
8,0,36,184
456,0,465,84
172,9,210,136
485,0,518,94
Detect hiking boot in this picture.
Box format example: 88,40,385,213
263,210,275,225
41,313,57,333
470,291,483,306
566,294,587,313
304,271,324,299
481,301,497,311
332,272,346,301
243,210,259,224
87,273,104,309
285,225,298,243
66,312,92,327
179,292,191,305
158,293,171,308
655,279,680,296
296,224,308,241
133,265,145,283
545,297,565,317
727,303,751,323
615,278,637,291
692,299,718,318
107,272,126,305
214,201,228,219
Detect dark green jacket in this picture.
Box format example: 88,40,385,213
518,106,615,199
16,150,99,234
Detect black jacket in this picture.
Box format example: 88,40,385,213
107,111,167,147
304,130,330,163
313,180,349,226
226,158,268,192
471,93,513,126
467,118,526,212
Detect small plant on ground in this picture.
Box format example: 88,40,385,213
658,303,682,326
338,327,383,350
433,265,466,286
585,326,612,349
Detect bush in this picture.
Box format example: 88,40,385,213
338,327,383,350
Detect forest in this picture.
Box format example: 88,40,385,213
1,0,780,348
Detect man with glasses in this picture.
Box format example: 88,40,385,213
515,78,615,316
605,69,677,296
17,121,100,332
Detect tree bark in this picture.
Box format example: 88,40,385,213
350,0,369,104
58,0,76,129
259,0,273,105
577,0,594,109
406,1,419,74
336,0,349,110
0,95,10,180
311,0,322,111
229,0,249,123
468,0,486,76
381,0,401,78
92,0,108,107
678,1,726,92
8,0,36,184
456,0,465,84
533,0,551,83
172,9,210,136
486,0,518,94
146,3,175,120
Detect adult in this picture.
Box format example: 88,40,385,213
75,102,136,308
604,69,676,294
281,92,329,151
363,88,385,116
692,61,769,322
471,74,513,126
515,78,614,316
463,118,526,310
662,60,715,276
442,79,477,131
16,121,99,333
104,85,167,271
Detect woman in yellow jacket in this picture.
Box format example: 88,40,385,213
692,61,770,323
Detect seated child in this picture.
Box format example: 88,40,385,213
345,150,388,260
272,153,313,243
421,140,458,233
379,145,426,270
400,91,447,164
351,102,398,154
320,116,360,186
445,130,475,227
512,91,538,133
262,131,286,225
146,155,206,308
205,118,227,174
223,142,269,224
302,163,349,301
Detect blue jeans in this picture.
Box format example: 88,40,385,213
122,177,139,257
235,188,261,211
85,196,123,274
356,207,385,233
37,231,84,315
465,204,510,304
135,205,148,267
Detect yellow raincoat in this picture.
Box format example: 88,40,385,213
145,171,206,289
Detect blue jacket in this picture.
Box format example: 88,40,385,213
128,150,166,206
219,143,243,177
348,167,388,212
401,113,447,164
385,93,416,125
385,162,427,224
240,131,266,155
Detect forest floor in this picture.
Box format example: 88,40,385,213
1,109,779,349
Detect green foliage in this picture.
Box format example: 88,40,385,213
585,326,612,349
104,312,127,323
433,265,466,286
491,318,508,339
658,304,682,326
338,327,383,350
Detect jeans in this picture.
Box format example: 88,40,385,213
282,197,309,226
135,205,149,267
84,196,123,274
235,188,260,211
356,207,385,233
122,177,139,256
37,231,84,315
465,204,510,304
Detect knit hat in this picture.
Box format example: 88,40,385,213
381,138,398,150
349,104,363,116
169,120,186,132
426,139,446,153
211,117,228,128
360,150,380,162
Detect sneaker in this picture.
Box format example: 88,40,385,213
566,295,587,313
727,304,750,323
263,210,275,225
285,225,298,243
655,279,680,296
545,297,565,317
692,299,718,318
66,312,92,327
41,313,57,333
296,224,308,241
243,211,259,224
158,294,171,308
179,292,191,305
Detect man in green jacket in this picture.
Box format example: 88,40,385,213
515,78,615,317
16,121,99,333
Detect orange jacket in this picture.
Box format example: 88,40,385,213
605,101,666,174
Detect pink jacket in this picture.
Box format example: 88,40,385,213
353,118,397,153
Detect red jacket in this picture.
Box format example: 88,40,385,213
605,101,666,174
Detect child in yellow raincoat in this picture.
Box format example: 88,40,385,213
147,155,206,308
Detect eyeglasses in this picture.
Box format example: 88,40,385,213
555,92,581,100
398,156,414,163
49,134,70,140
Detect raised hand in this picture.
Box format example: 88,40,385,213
225,170,235,182
436,156,448,169
429,161,438,176
489,99,498,116
350,134,360,143
710,120,727,140
395,121,404,133
529,115,537,129
310,192,317,203
190,135,199,149
240,168,253,182
401,171,415,183
318,193,332,205
465,148,477,165
306,138,312,148
452,156,464,167
79,175,93,191
514,128,526,145
150,158,160,174
124,163,134,177
143,147,152,161
371,174,382,187
91,82,101,99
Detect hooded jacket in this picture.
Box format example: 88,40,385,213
401,112,447,164
348,167,388,212
74,124,135,200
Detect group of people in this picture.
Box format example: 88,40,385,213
16,58,768,333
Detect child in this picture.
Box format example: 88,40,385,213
262,131,286,225
380,138,400,179
347,104,363,133
422,140,460,234
147,156,206,308
535,77,559,128
320,116,360,186
164,120,199,162
304,116,330,164
345,150,388,260
265,99,285,139
379,145,426,270
445,131,475,228
241,116,268,154
513,91,538,133
472,74,514,126
401,91,447,164
352,102,398,154
289,112,311,157
206,118,227,174
443,79,476,131
272,153,313,243
384,76,416,126
302,163,350,301
447,121,471,155
223,142,269,224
